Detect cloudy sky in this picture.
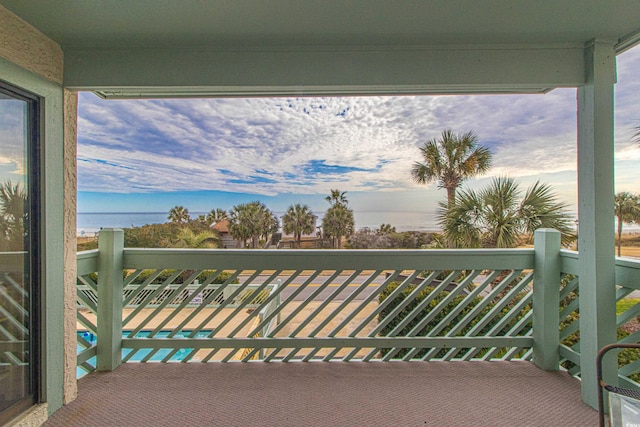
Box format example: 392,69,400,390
76,46,640,219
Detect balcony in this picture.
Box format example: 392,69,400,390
42,229,640,425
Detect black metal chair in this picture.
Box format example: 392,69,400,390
597,343,640,426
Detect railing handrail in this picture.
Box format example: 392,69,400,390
77,249,99,257
121,247,535,271
74,229,559,374
615,256,640,291
559,249,579,275
77,249,99,276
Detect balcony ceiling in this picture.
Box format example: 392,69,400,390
1,0,640,51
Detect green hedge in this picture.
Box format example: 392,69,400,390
127,269,238,285
377,281,530,360
78,270,239,287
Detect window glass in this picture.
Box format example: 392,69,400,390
0,84,39,422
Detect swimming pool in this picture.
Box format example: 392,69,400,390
77,330,212,378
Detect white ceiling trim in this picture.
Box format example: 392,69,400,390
92,85,554,100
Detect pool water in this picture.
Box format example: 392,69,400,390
77,330,212,377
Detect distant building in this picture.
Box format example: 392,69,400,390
211,219,242,248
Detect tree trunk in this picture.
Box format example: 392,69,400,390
445,187,456,248
617,215,623,257
446,187,456,208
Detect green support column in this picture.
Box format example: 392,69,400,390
532,228,561,370
96,228,124,371
577,40,617,409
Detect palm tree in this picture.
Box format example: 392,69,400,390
228,201,276,248
376,223,396,236
206,208,228,224
262,213,280,244
168,205,190,223
440,177,574,248
0,180,26,249
411,129,492,207
228,204,253,247
322,205,355,248
614,192,640,256
282,204,317,248
325,189,348,207
174,228,221,248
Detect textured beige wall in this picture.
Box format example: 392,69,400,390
0,6,63,84
63,90,78,404
0,3,77,421
7,404,48,427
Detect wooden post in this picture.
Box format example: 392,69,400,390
577,40,617,408
96,228,124,371
532,228,561,370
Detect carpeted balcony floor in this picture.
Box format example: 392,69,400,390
44,361,598,427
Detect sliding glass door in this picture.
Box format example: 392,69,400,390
0,81,41,424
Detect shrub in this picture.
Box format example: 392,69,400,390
378,282,485,359
378,280,531,360
127,269,238,285
239,288,271,305
124,220,215,248
346,230,433,249
77,239,98,251
558,274,640,382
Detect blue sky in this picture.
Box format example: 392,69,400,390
75,47,640,217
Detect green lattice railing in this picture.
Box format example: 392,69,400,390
0,252,29,368
79,228,640,387
78,229,561,377
558,251,640,388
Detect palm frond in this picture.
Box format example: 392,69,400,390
438,188,484,248
440,177,574,248
412,129,492,202
519,181,574,245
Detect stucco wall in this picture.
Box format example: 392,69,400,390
0,6,63,84
63,90,78,404
0,5,73,426
7,404,48,427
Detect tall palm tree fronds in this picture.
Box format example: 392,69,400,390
0,180,26,220
440,177,574,248
438,187,484,248
282,204,316,248
518,181,574,242
411,129,492,207
262,213,280,243
174,228,221,248
168,205,190,223
615,192,640,256
206,208,228,224
325,189,348,207
228,203,254,247
322,205,355,249
228,201,276,248
0,180,26,249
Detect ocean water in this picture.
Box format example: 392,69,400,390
77,211,441,235
77,211,639,237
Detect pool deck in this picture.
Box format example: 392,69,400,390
44,361,598,427
78,302,378,362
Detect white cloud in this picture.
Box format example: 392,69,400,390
77,46,640,211
0,101,28,180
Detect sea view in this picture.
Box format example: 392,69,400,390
77,210,443,236
77,210,640,237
